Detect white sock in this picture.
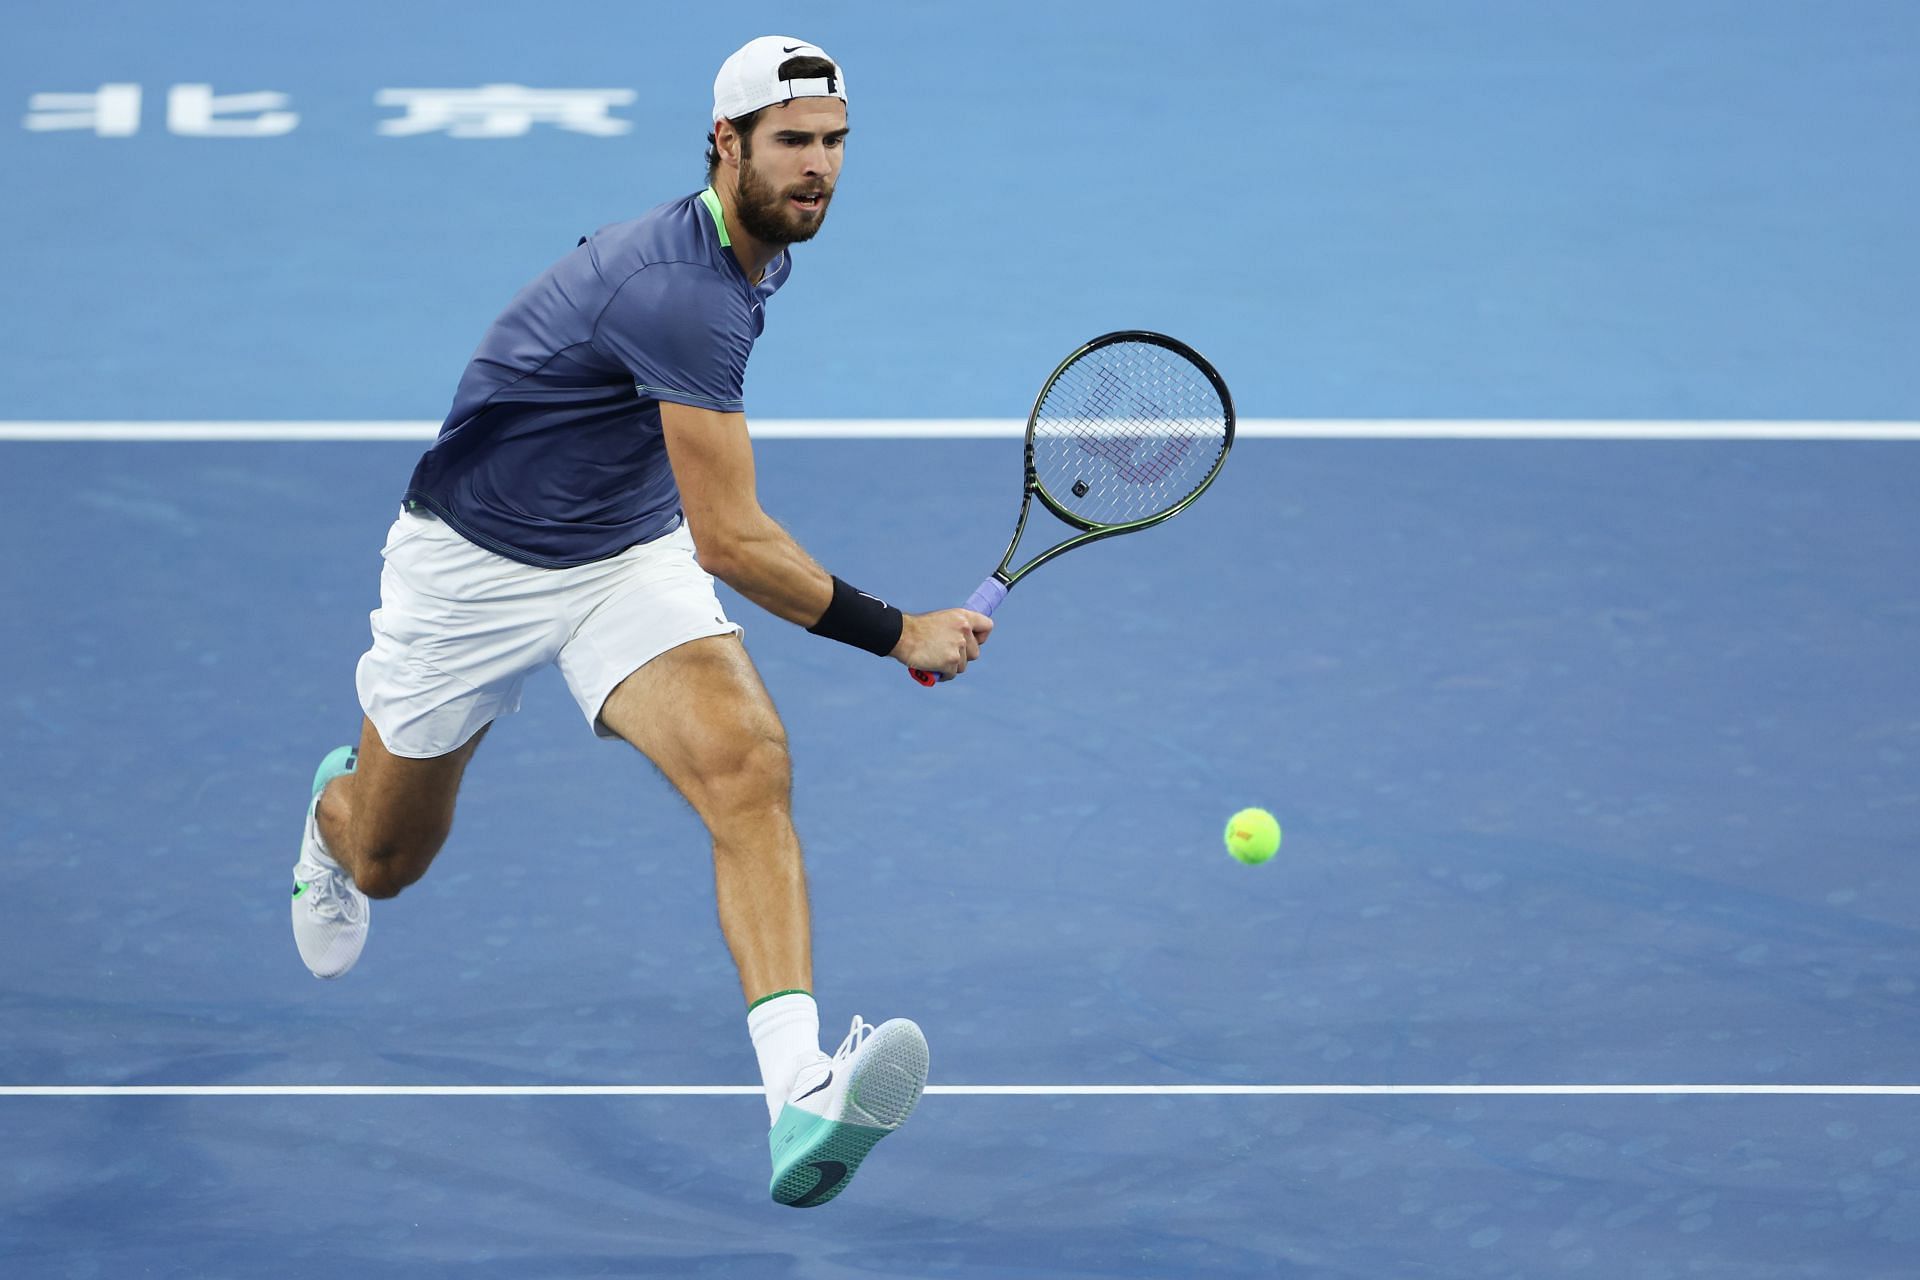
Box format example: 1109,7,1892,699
304,800,343,872
747,991,824,1125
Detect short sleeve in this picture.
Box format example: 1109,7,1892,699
591,262,752,412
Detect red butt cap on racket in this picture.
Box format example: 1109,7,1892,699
909,577,1008,686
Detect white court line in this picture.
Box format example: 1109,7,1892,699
4,1084,1917,1098
1,420,1918,442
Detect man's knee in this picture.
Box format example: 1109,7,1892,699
695,730,793,819
352,838,443,899
318,735,477,899
321,792,450,899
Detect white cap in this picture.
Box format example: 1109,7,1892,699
712,35,846,123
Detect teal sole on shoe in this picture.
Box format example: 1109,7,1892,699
768,1019,928,1208
769,1113,894,1208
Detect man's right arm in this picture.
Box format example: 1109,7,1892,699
658,401,992,677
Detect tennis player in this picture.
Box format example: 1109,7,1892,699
287,36,988,1208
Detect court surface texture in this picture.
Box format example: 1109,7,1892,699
3,2,1917,1277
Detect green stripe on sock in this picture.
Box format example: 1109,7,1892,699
748,988,812,1012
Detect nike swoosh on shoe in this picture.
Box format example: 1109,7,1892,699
789,1160,847,1208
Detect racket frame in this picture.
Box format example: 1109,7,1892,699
990,329,1237,590
908,330,1236,686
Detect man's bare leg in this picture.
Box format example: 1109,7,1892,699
316,718,490,900
292,718,490,978
596,634,810,1002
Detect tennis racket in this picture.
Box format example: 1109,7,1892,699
910,330,1235,686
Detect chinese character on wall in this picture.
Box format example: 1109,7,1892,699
22,84,639,138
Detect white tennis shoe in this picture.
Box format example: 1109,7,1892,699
768,1015,929,1207
290,746,368,979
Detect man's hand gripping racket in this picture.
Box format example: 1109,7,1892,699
909,330,1236,685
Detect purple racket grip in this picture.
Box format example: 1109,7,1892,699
909,575,1007,686
963,577,1009,618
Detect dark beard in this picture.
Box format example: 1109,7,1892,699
734,157,829,246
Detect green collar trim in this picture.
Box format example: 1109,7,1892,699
699,186,731,248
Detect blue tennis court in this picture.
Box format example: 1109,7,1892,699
4,3,1918,1277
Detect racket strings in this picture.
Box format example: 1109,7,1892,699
1032,341,1228,526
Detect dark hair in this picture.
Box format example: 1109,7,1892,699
705,56,840,182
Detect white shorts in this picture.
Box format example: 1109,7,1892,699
355,508,742,758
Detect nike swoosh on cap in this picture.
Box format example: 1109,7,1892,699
782,44,807,53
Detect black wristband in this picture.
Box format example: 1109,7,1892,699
807,576,905,657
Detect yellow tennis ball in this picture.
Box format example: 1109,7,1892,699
1224,808,1281,865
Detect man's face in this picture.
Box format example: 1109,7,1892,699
732,98,848,246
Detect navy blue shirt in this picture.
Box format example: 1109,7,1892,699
406,189,790,567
